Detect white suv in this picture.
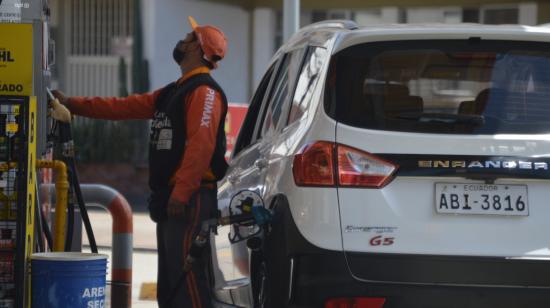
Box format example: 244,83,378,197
208,21,550,308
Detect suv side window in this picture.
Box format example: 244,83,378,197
259,55,291,138
232,64,276,157
260,48,307,137
287,47,328,124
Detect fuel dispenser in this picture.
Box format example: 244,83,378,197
0,0,51,305
0,1,85,307
1,2,265,307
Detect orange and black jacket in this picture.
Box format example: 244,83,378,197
66,67,227,205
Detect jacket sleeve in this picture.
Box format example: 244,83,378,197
66,89,162,120
169,85,224,204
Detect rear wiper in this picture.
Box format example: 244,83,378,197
395,112,485,125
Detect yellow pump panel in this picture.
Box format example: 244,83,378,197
25,97,36,305
0,23,33,96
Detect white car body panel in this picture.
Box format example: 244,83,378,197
339,178,550,257
334,24,550,53
336,124,550,258
335,123,550,156
266,110,343,251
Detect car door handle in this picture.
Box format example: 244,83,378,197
254,158,268,170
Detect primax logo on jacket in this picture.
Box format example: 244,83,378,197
201,88,216,127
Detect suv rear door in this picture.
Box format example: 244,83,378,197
326,39,550,287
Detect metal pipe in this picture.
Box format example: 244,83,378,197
0,162,17,170
283,0,300,42
80,184,133,308
43,183,134,308
0,160,69,252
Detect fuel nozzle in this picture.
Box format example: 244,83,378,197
219,206,272,226
46,88,74,157
46,87,72,123
184,206,272,271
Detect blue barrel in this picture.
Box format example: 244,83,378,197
31,252,108,308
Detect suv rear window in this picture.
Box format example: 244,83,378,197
325,40,550,134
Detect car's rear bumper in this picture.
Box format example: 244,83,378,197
279,200,550,308
289,251,550,308
346,251,550,287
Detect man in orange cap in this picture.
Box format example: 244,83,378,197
53,17,228,308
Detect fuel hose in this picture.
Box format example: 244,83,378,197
64,181,74,251
34,181,45,252
67,157,98,253
163,210,270,307
58,122,98,253
47,88,98,253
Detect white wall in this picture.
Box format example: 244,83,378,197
407,6,462,23
519,2,537,25
355,7,400,25
381,7,400,23
142,0,251,103
407,7,445,23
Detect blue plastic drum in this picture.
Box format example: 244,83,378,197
31,252,108,308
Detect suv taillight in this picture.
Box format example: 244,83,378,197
293,141,398,188
337,144,398,188
292,141,336,186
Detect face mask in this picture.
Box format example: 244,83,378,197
172,41,185,65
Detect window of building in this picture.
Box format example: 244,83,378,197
443,10,462,24
483,7,519,24
462,5,519,25
463,8,480,23
69,0,134,56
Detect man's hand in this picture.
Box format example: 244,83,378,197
49,89,72,123
166,198,188,218
51,89,69,106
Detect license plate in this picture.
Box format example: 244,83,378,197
435,183,529,216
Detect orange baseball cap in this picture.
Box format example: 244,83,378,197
188,16,227,69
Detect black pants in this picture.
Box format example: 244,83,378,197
156,187,215,308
